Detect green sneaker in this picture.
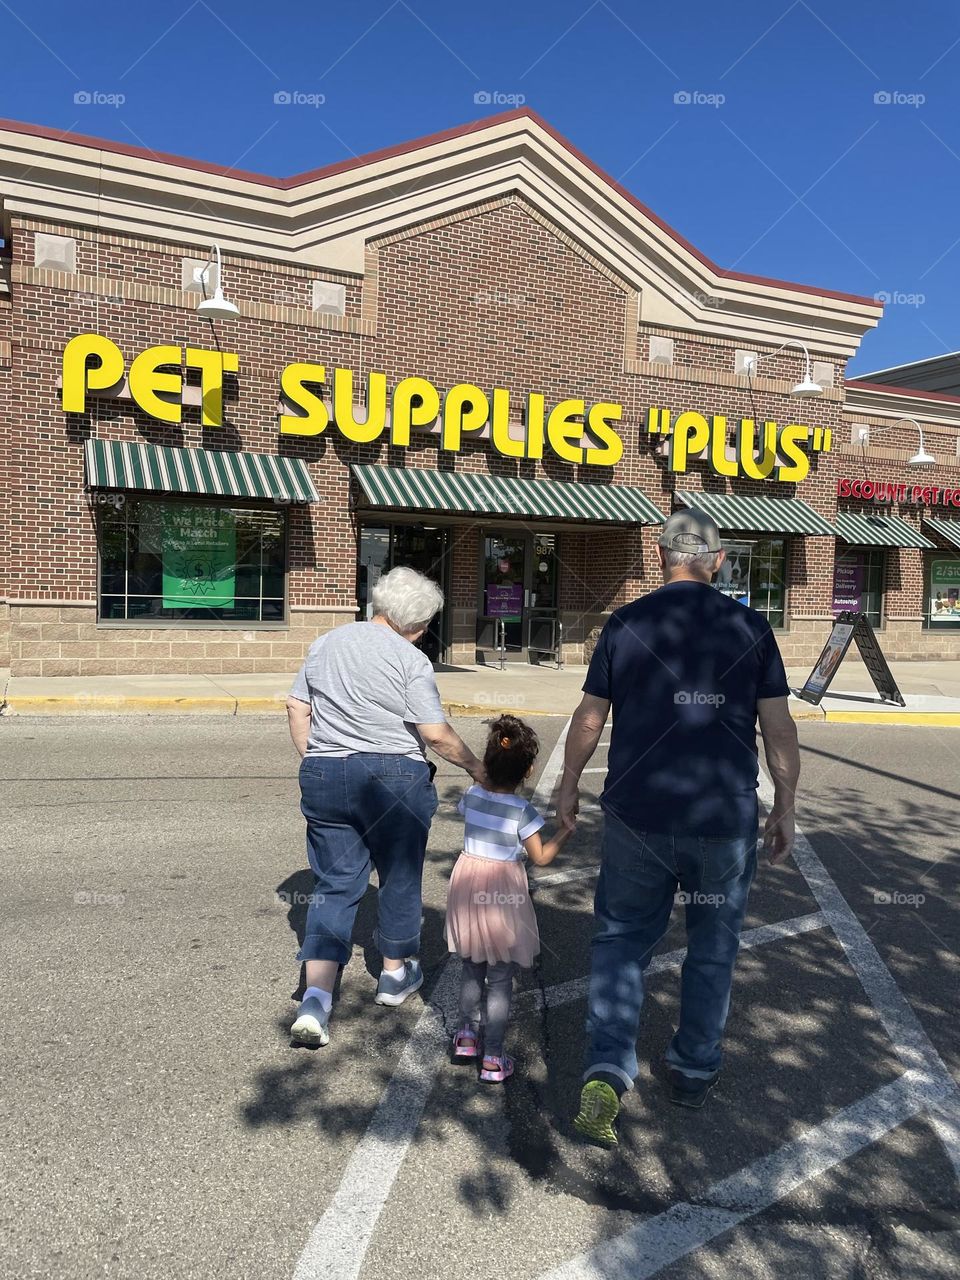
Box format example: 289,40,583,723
573,1080,620,1147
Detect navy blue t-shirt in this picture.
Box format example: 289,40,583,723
583,581,790,837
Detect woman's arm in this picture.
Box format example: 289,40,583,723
417,720,486,784
286,696,311,758
522,825,572,867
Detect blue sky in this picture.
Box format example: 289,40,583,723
2,0,958,373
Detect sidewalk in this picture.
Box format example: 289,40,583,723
3,659,960,724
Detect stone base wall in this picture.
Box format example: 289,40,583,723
0,601,10,668
559,612,960,669
777,617,960,666
9,604,357,676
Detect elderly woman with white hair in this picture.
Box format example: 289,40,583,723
285,566,484,1046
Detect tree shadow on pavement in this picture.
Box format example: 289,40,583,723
240,762,959,1276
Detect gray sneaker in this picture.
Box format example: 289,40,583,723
290,995,330,1046
374,959,424,1006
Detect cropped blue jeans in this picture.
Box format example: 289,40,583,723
297,753,438,965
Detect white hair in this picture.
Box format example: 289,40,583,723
662,548,723,575
371,566,444,632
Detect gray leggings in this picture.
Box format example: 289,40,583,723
459,959,515,1057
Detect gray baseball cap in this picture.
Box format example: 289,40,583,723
658,508,722,554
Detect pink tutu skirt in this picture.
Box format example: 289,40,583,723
444,852,540,968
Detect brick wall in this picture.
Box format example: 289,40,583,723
4,197,959,674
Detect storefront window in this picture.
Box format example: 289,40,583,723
98,498,286,623
926,556,960,628
832,547,884,626
716,538,786,628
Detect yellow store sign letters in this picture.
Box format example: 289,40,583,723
62,335,829,482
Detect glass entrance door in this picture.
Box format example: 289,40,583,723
483,533,527,654
479,531,560,661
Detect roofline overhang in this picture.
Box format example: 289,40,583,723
844,378,960,426
0,108,882,355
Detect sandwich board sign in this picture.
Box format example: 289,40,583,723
796,610,905,707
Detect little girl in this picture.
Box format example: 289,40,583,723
444,714,571,1082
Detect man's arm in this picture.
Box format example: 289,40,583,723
556,693,611,830
757,696,800,865
417,720,485,783
286,696,311,758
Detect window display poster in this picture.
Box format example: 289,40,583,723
486,584,523,620
929,559,960,625
161,503,236,609
832,555,865,615
715,542,751,606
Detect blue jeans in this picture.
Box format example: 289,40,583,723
585,819,757,1090
297,753,438,965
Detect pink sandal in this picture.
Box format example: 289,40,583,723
479,1053,514,1083
452,1026,480,1058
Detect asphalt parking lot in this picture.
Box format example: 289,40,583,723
2,715,958,1279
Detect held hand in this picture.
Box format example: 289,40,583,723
763,807,795,866
556,786,579,833
469,760,490,789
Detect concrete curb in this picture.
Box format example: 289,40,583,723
1,694,570,718
4,694,959,726
822,709,960,726
440,700,569,719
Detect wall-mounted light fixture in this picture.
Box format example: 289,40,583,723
196,244,239,321
858,417,935,468
743,339,822,397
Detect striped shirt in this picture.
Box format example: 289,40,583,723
457,786,545,862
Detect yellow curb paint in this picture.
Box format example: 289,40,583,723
234,698,290,714
823,710,960,726
8,695,238,714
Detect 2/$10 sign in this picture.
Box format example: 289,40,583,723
61,333,831,482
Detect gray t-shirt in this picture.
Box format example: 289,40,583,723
289,621,445,759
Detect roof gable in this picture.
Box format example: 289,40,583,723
0,108,880,356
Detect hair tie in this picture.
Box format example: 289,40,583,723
500,735,512,748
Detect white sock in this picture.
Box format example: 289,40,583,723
381,964,407,984
302,985,333,1012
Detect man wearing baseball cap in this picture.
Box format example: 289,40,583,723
559,507,800,1146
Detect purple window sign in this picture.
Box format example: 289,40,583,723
486,584,523,619
832,556,864,616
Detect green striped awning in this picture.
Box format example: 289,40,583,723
353,465,664,525
834,510,935,549
84,439,318,503
923,516,960,550
675,489,836,536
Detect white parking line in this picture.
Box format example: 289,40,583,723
540,1070,945,1280
292,962,460,1280
295,718,959,1280
531,717,570,811
536,765,960,1279
757,768,960,1181
292,908,831,1280
517,911,827,1011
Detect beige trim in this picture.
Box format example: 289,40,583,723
844,383,960,427
0,337,10,366
12,263,374,333
8,598,96,606
626,358,844,400
290,605,360,614
12,217,359,283
0,114,879,356
835,441,957,466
